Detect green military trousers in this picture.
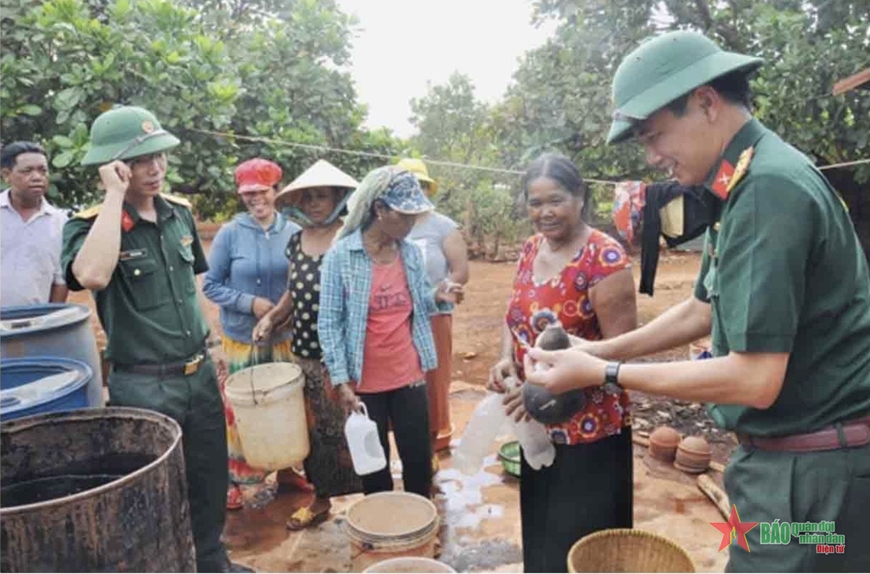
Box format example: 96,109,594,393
724,441,870,572
108,358,228,573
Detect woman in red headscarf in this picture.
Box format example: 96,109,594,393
203,158,303,509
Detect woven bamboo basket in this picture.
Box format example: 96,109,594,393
567,528,695,573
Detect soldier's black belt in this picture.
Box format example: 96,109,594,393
114,352,207,377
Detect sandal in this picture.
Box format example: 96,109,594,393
276,468,315,493
286,505,329,531
227,485,243,511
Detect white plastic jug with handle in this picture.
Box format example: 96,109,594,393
344,403,387,476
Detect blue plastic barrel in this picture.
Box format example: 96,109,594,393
0,357,93,421
1,304,104,408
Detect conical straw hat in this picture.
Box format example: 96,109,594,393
276,159,359,207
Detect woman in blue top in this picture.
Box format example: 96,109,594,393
202,158,301,509
318,166,463,499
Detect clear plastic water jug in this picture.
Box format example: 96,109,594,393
344,403,387,476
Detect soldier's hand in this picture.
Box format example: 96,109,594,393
251,297,275,319
98,161,131,196
523,347,607,394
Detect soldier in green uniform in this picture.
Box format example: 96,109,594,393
61,106,248,573
524,31,870,572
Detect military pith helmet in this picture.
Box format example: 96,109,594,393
607,31,763,145
81,106,180,166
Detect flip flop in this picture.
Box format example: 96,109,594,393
286,506,329,531
227,486,243,511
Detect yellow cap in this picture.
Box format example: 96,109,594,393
395,158,438,196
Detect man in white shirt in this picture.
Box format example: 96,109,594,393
1,141,68,306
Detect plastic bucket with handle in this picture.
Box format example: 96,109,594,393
223,362,309,469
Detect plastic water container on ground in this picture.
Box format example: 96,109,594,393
1,304,104,408
224,362,309,470
364,557,456,573
0,357,93,421
345,492,440,572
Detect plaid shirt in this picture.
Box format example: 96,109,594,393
318,229,442,387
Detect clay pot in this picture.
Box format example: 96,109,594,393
649,426,681,462
675,436,712,474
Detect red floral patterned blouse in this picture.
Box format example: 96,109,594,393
506,230,632,445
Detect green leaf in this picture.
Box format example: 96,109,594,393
20,104,42,116
113,0,132,19
55,87,83,111
52,135,75,148
52,151,75,168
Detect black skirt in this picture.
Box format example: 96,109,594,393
520,429,633,573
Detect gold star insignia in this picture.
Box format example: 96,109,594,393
727,147,754,193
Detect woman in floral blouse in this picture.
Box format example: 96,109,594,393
488,153,638,573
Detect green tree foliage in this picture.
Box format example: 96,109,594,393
517,0,870,185
519,0,870,249
2,0,238,208
409,73,530,253
408,0,869,251
1,0,403,219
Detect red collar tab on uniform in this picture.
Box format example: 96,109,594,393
121,210,135,232
709,159,735,200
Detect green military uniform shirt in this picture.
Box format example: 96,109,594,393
694,119,870,436
62,194,210,365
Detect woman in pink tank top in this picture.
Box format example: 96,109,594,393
319,167,463,498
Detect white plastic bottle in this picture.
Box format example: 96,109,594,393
513,418,556,470
344,403,388,476
504,376,556,470
453,392,508,475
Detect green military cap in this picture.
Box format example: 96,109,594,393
81,106,180,166
607,31,763,145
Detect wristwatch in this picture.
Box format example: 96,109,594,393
603,361,623,394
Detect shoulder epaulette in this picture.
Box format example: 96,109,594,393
73,204,101,219
161,193,192,209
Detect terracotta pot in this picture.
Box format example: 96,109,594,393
649,426,681,462
674,436,711,473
